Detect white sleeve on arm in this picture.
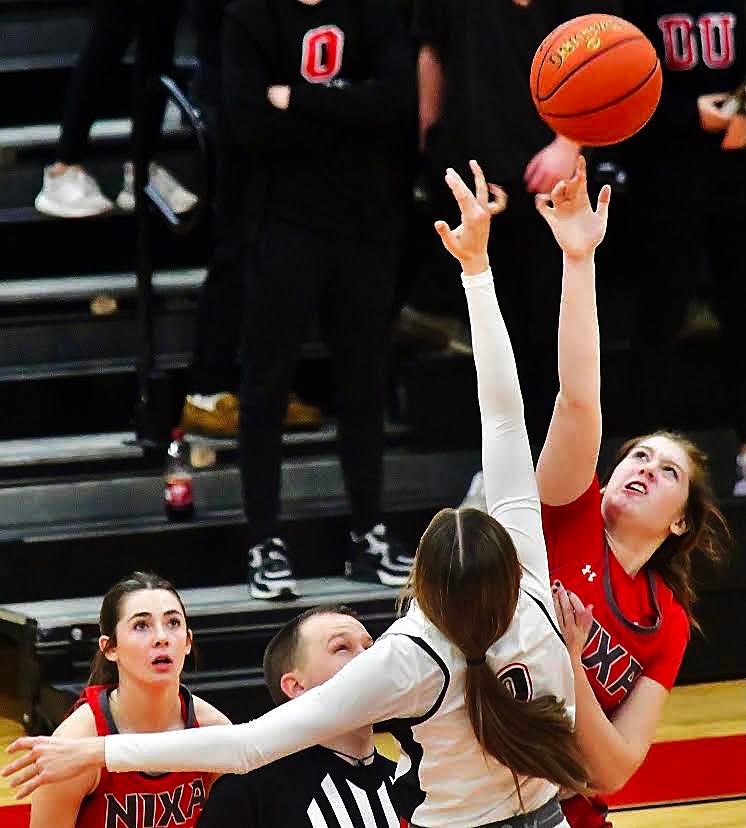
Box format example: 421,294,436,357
106,634,438,775
462,269,551,600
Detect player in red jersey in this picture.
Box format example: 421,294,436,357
28,571,229,828
534,158,731,827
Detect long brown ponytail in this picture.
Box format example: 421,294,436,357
404,508,589,806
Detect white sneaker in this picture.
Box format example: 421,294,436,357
116,161,198,214
35,165,114,218
734,451,746,497
459,470,488,512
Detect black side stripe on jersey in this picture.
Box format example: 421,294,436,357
384,635,450,823
523,589,564,643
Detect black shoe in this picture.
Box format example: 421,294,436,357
345,523,413,587
248,537,299,600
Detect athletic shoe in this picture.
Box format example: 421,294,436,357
180,392,239,438
116,161,198,214
345,523,413,587
459,470,488,512
734,450,746,497
284,393,323,430
35,165,114,218
248,537,298,600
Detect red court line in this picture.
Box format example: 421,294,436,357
608,734,746,807
0,803,29,828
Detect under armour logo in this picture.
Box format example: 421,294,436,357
582,564,597,582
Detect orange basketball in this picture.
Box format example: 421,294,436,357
530,14,662,146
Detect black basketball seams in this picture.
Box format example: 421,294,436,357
541,58,660,120
536,36,651,104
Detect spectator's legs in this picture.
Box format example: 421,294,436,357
239,223,324,543
137,0,183,158
322,238,397,536
191,242,245,395
58,0,135,164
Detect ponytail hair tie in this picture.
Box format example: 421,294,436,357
466,655,487,666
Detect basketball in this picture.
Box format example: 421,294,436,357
530,14,662,146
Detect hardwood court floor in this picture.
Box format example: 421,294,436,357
0,628,743,826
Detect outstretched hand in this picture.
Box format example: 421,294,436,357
535,156,611,261
2,734,104,799
434,160,507,276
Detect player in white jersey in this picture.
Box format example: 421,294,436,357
4,160,612,827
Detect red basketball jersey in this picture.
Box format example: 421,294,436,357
75,685,210,828
542,477,690,827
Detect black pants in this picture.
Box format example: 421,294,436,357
625,151,746,443
239,221,397,544
190,240,244,394
407,176,562,446
59,0,183,164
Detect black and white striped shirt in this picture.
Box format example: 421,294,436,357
197,746,399,828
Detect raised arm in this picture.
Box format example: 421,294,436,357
434,163,552,598
535,157,611,506
3,635,441,795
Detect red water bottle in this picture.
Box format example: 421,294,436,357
164,427,194,522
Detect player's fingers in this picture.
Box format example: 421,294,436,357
434,220,460,257
534,192,554,219
556,585,575,627
567,591,587,615
2,752,35,777
8,763,38,790
596,184,612,217
15,775,43,801
552,591,567,632
549,177,569,204
5,737,39,759
487,184,508,215
575,154,587,181
444,168,476,212
470,160,488,207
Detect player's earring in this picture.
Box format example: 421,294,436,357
671,516,688,536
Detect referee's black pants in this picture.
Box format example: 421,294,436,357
239,221,397,547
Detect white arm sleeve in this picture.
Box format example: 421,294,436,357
462,269,551,601
105,634,440,775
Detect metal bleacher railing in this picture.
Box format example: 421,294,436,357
129,2,211,448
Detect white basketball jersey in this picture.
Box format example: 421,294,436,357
382,598,574,828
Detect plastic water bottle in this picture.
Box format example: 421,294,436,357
164,427,194,521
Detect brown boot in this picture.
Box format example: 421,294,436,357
180,392,239,437
283,393,323,429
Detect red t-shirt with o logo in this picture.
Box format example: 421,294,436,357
541,477,690,827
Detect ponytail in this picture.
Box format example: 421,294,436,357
464,662,587,807
410,508,590,807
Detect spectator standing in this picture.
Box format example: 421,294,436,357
221,0,417,598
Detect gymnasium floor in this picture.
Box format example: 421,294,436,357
0,636,744,826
